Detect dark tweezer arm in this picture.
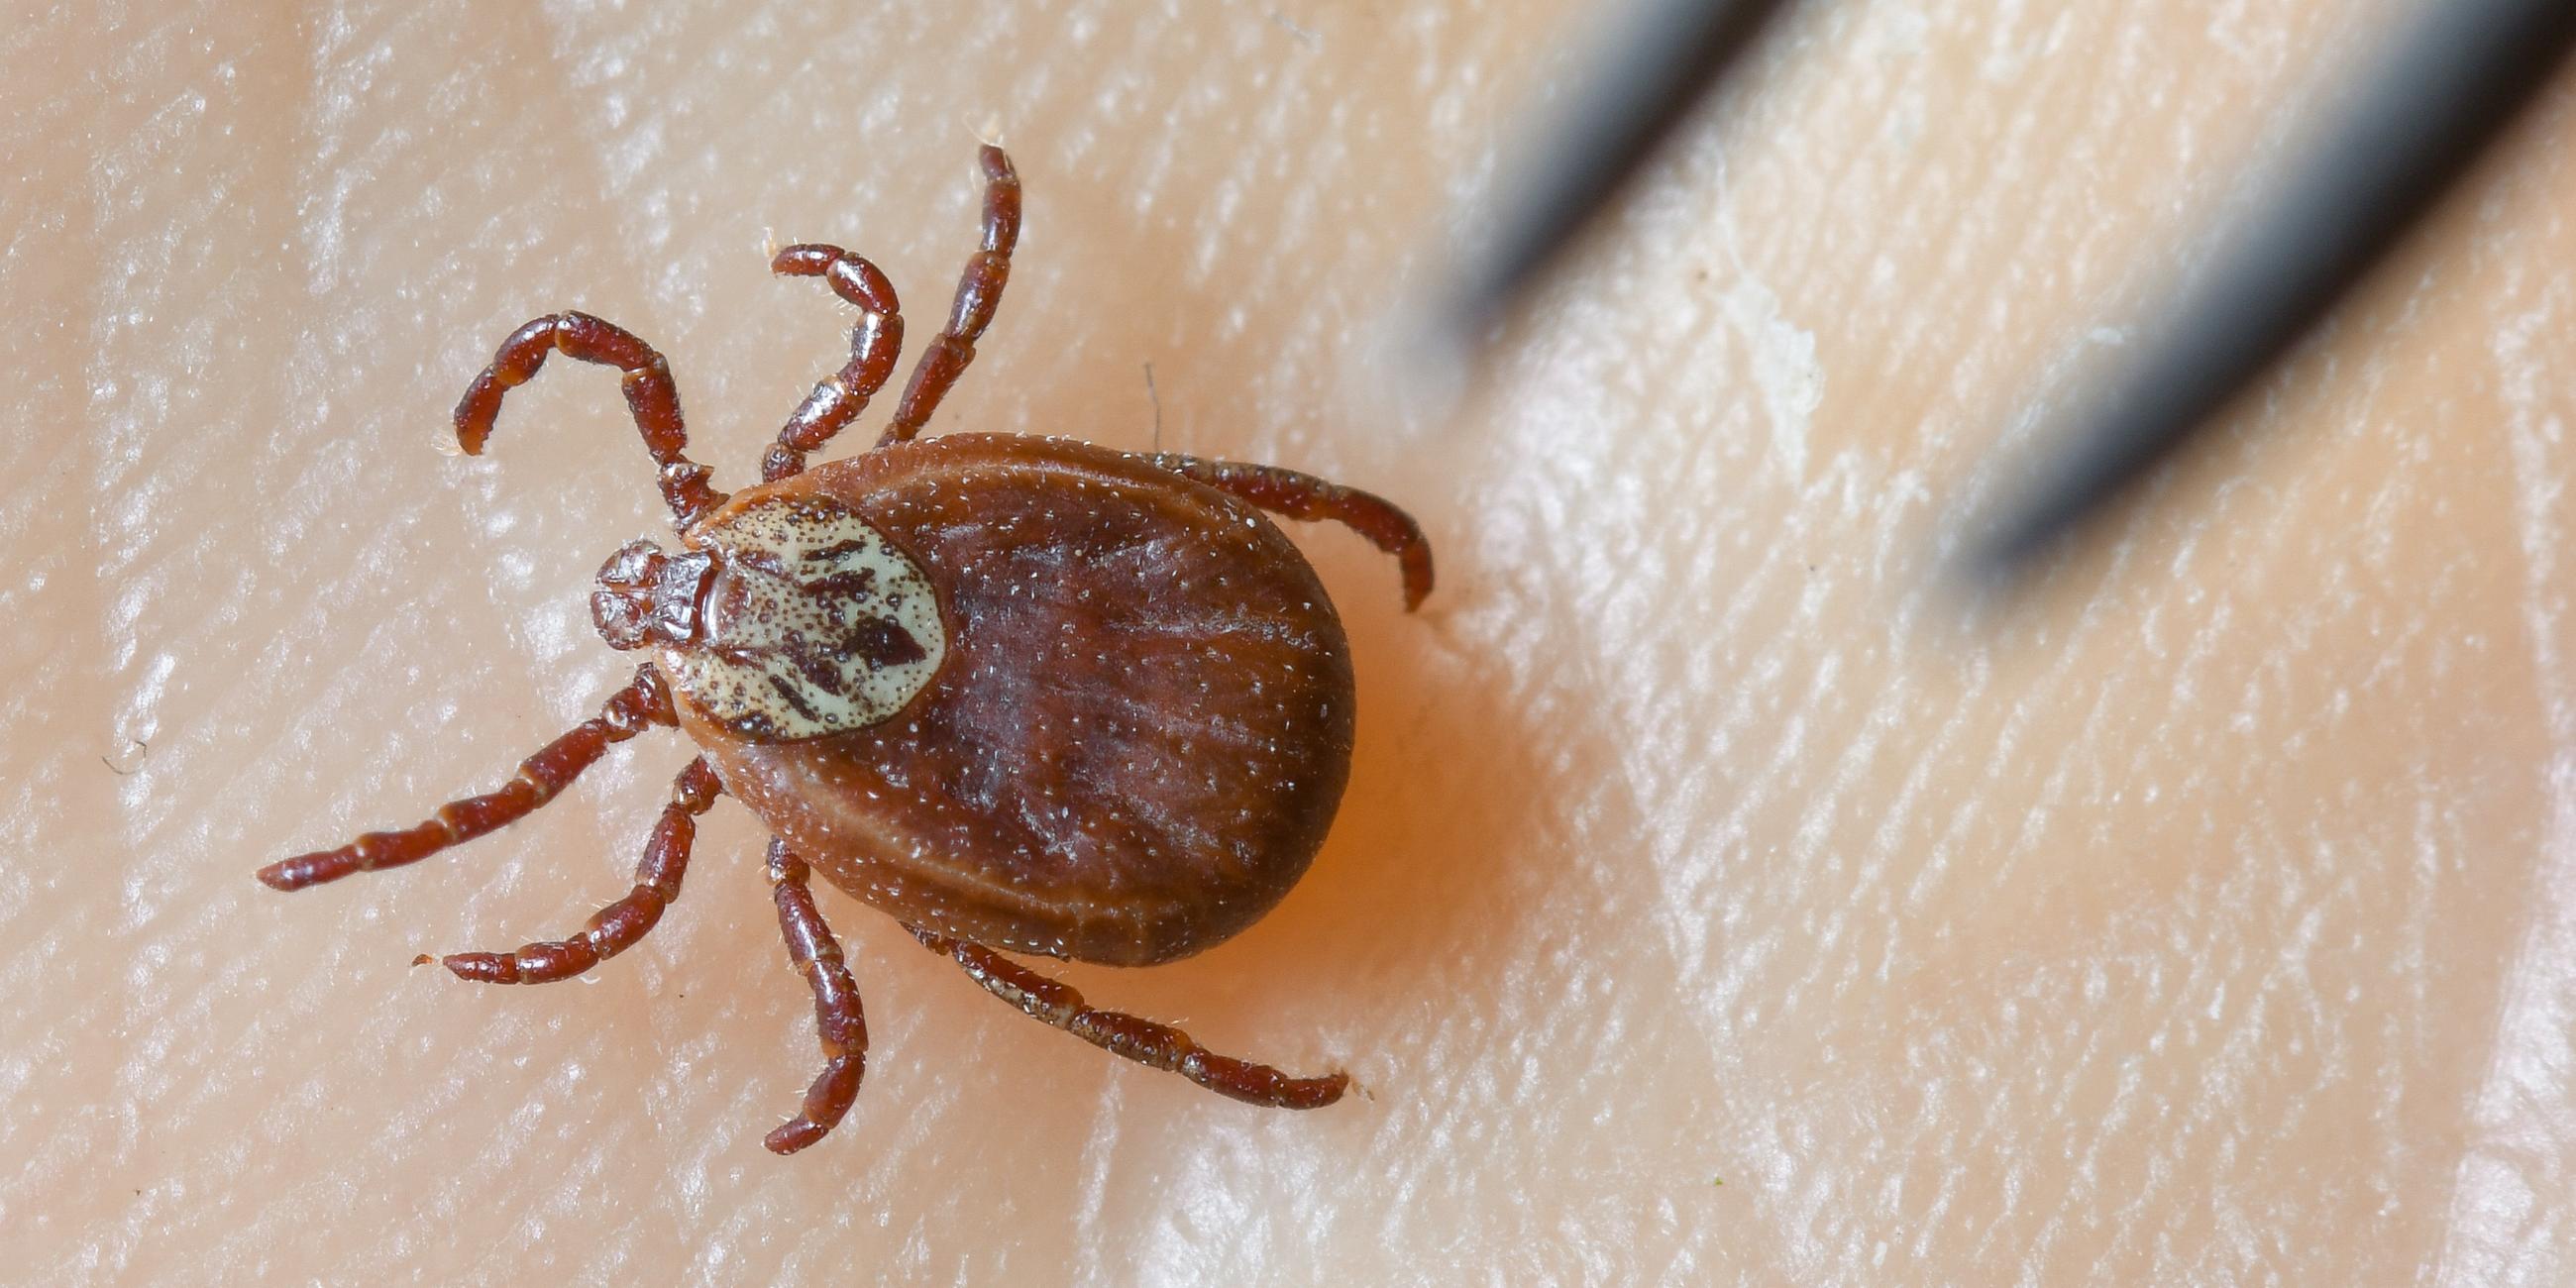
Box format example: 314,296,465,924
1437,0,1800,344
1972,0,2576,580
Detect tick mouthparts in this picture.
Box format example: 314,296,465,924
591,538,718,651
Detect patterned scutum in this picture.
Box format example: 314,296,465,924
666,496,947,740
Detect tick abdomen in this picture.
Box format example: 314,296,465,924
679,433,1357,966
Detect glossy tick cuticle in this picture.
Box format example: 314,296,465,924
261,145,1435,1155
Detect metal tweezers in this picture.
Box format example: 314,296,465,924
1428,0,2576,588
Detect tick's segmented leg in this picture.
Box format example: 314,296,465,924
259,666,678,892
764,840,869,1154
880,146,1020,446
431,757,722,984
910,926,1347,1110
1146,454,1436,610
764,246,907,482
455,310,727,528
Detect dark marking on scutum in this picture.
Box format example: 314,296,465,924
781,637,851,690
768,674,823,722
850,617,927,668
734,548,795,579
800,569,881,599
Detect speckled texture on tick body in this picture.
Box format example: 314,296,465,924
680,434,1354,967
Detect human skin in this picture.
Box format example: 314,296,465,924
9,0,2576,1282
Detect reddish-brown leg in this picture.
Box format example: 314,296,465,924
879,146,1021,445
259,665,677,892
454,310,727,528
432,757,722,984
763,840,869,1154
763,246,908,482
1147,454,1437,610
910,926,1348,1110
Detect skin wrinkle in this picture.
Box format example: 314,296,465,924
2438,275,2576,1280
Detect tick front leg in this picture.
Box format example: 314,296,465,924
764,246,906,481
763,840,868,1154
259,665,678,891
433,757,723,984
455,311,726,529
880,146,1020,445
1146,454,1436,609
910,927,1348,1111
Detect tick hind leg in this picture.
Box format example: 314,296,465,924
430,757,723,984
455,311,726,529
763,246,907,481
911,927,1348,1110
763,840,870,1153
879,146,1021,446
258,665,678,891
1147,454,1436,609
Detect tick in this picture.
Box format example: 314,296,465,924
262,146,1433,1153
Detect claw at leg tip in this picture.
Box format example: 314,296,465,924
765,1121,823,1155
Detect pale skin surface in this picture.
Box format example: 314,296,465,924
8,0,2576,1282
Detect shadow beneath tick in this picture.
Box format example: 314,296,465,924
1265,595,1562,976
1035,536,1575,1093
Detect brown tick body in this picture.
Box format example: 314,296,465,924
261,147,1432,1153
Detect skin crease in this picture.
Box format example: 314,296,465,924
9,0,2576,1283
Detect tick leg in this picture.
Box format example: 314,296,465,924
763,840,869,1154
432,757,723,984
910,926,1347,1110
259,665,678,892
1146,454,1436,610
454,311,727,529
764,246,907,481
879,146,1020,446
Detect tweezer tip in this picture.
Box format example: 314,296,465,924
1964,472,2106,586
1346,291,1481,429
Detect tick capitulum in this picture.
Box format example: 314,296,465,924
262,146,1434,1154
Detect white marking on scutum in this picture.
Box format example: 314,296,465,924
667,497,946,740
